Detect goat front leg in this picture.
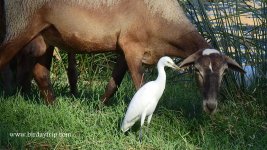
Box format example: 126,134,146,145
126,56,144,89
101,54,128,103
119,41,144,90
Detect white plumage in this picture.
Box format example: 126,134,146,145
121,56,179,139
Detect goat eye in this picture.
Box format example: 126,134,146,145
195,69,204,78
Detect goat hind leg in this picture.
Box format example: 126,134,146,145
0,64,15,93
17,34,50,93
0,29,48,93
16,52,35,93
67,52,78,96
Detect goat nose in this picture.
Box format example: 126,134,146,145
206,101,217,112
203,100,217,114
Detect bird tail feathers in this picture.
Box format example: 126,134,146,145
121,120,135,132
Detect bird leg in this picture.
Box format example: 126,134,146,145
139,128,142,143
139,115,153,142
147,114,153,125
139,111,147,143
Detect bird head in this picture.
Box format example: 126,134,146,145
159,56,180,70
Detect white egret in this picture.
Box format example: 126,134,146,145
121,56,180,141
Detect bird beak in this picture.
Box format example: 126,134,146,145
172,64,181,70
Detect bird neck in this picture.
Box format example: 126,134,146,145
156,64,166,85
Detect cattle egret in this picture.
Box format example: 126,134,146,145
121,56,180,141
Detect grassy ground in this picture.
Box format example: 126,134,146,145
0,59,266,149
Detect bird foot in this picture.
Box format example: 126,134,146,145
139,128,142,143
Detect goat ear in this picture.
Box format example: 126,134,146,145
224,56,246,73
179,50,202,68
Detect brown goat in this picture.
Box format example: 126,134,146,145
0,0,245,113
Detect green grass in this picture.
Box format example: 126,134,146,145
0,68,266,149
